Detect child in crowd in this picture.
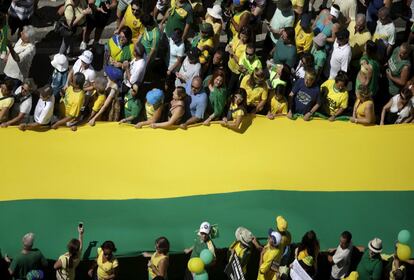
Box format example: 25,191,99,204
143,237,170,280
88,241,118,280
221,88,247,131
267,84,288,120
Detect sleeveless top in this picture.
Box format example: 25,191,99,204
148,253,168,280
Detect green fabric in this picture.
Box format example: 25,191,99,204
190,238,214,258
120,44,132,62
140,27,161,56
124,91,142,122
358,55,380,96
0,25,8,53
311,47,327,72
356,250,383,280
165,2,193,38
388,47,411,96
290,113,350,121
209,87,227,118
9,249,48,279
1,191,414,259
240,55,262,75
273,40,297,68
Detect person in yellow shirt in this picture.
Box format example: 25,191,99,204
205,4,223,49
229,0,251,40
267,84,288,119
88,241,118,280
221,88,247,131
350,84,375,125
275,216,291,258
115,0,145,44
52,73,86,131
240,68,268,113
295,13,314,54
143,237,170,280
191,23,214,66
0,80,15,123
135,88,164,128
347,14,372,61
257,230,283,280
226,26,252,93
320,70,349,121
86,76,108,124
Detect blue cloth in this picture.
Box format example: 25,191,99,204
146,89,164,105
50,69,68,101
185,81,207,119
291,78,320,115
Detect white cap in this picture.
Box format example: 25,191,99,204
51,54,69,72
199,222,211,235
270,231,282,246
207,5,222,20
79,50,93,64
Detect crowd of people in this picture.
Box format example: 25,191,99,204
1,220,413,280
0,0,414,131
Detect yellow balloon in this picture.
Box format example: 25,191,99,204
397,243,412,261
188,257,205,274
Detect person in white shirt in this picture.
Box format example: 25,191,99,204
373,7,396,56
267,0,294,45
67,50,96,93
327,29,352,79
1,78,36,127
122,42,146,92
328,231,353,280
3,25,36,89
175,48,201,87
19,85,55,131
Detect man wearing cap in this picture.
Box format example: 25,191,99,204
356,238,383,280
182,76,207,129
257,230,283,280
228,227,262,275
68,50,96,95
192,23,214,65
295,13,314,54
327,29,351,80
175,48,201,88
184,222,216,279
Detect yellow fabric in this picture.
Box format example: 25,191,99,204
320,79,349,116
145,103,156,119
295,23,314,54
197,37,214,64
1,117,414,201
148,253,167,279
124,5,145,41
232,241,248,273
347,21,372,59
297,249,309,261
270,96,288,115
230,10,250,38
292,0,305,7
228,37,247,74
356,99,373,119
63,86,85,118
257,244,282,280
97,247,119,280
108,39,135,62
92,93,106,113
240,75,268,107
230,103,245,121
0,90,14,109
205,16,222,47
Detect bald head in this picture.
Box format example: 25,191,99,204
191,76,202,94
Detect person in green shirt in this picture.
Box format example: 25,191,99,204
272,27,297,69
9,233,48,279
356,238,383,280
139,14,160,66
311,33,327,80
119,84,142,124
356,40,380,96
161,0,193,41
386,43,411,96
203,69,227,125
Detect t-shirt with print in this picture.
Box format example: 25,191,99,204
63,86,85,118
320,79,349,116
292,78,320,115
165,1,193,38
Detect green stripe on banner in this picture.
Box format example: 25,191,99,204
0,190,413,259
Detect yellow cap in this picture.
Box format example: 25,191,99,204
276,216,288,232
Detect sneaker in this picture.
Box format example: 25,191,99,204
80,41,87,51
